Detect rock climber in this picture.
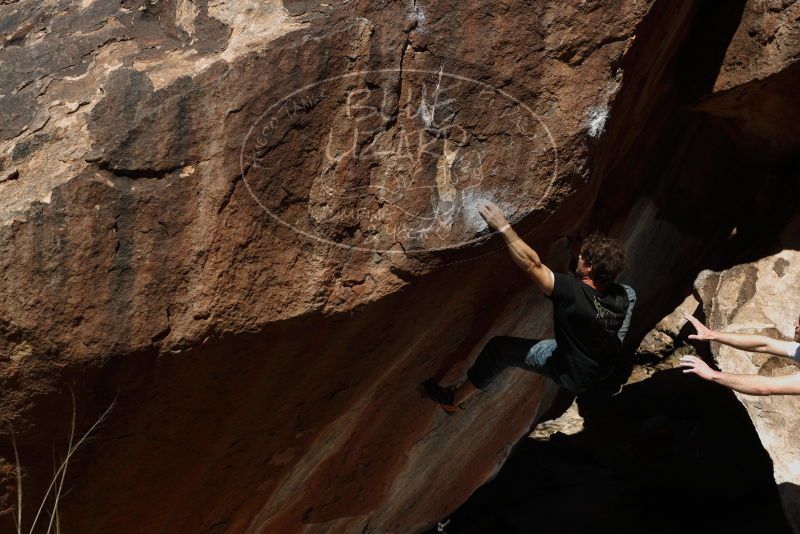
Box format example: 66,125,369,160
680,312,800,395
420,201,637,413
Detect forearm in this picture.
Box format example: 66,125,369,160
706,370,775,396
713,331,779,353
499,225,542,271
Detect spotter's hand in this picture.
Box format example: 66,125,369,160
682,312,717,341
679,355,717,380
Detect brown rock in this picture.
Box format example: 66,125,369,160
587,0,800,346
692,0,800,166
0,0,651,531
713,0,800,93
0,167,18,184
636,328,676,362
636,294,699,362
530,401,584,442
0,0,797,532
657,294,699,338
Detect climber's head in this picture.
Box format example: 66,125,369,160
577,234,626,288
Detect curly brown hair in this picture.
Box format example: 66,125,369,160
580,234,626,287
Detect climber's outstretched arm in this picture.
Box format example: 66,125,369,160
478,202,554,296
683,313,799,358
680,355,800,395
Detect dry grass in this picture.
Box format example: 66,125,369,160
7,389,116,534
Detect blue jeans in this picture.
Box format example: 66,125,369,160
525,338,559,369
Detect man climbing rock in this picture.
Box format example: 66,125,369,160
680,313,800,395
420,201,636,413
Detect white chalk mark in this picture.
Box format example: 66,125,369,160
460,189,516,233
587,106,608,138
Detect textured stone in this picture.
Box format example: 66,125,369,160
0,0,798,533
0,167,17,184
588,0,800,345
636,294,699,362
693,0,800,166
694,250,800,530
530,400,584,442
0,0,650,532
713,0,800,93
636,328,676,362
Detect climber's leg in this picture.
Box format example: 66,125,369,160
523,338,559,370
448,336,556,409
466,335,556,389
421,336,556,412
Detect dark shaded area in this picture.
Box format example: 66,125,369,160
778,483,800,530
587,0,800,393
719,165,800,266
591,0,754,349
429,364,790,534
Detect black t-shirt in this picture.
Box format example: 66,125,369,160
544,272,631,394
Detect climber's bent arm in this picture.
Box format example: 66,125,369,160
499,225,555,296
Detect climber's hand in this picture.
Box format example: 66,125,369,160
679,355,718,380
683,312,717,341
479,202,508,231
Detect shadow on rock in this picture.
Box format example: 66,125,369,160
430,366,790,534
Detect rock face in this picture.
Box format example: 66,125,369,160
0,0,798,532
694,251,800,531
635,294,698,363
0,0,651,532
589,0,800,345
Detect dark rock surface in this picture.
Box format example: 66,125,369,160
433,354,791,534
